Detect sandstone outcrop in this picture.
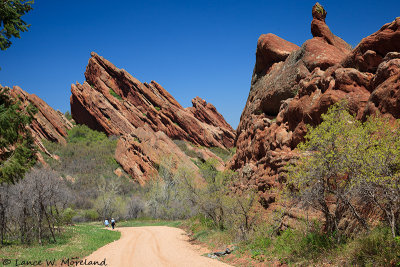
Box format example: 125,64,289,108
71,52,235,182
7,86,73,161
342,17,400,72
71,52,235,148
230,3,400,208
115,125,200,185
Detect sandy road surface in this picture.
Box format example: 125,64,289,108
85,226,231,267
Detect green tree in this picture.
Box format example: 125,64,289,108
0,0,34,51
354,116,400,238
287,102,400,238
0,87,37,184
287,103,367,237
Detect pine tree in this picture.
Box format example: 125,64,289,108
0,87,37,184
0,0,34,51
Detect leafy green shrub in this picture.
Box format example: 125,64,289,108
154,106,161,111
62,208,77,224
83,209,99,221
67,124,108,144
287,102,400,237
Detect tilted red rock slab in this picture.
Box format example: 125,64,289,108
7,86,73,162
71,52,235,182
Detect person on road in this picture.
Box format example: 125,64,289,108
104,219,109,227
111,218,116,229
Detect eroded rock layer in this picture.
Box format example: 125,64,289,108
71,53,235,182
8,86,73,161
230,3,400,208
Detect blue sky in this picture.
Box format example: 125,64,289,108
0,0,399,128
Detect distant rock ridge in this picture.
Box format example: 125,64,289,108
230,3,400,208
6,86,73,162
70,52,236,183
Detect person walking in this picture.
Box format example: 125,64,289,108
111,218,116,229
104,219,109,227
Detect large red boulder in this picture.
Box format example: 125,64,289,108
254,33,300,75
342,17,400,72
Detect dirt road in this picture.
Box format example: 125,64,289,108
85,226,232,267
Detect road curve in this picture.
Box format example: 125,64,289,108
85,226,232,267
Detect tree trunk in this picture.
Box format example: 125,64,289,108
44,207,56,243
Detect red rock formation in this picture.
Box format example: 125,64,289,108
362,52,400,119
71,52,235,182
7,86,73,161
115,125,200,185
254,33,300,76
230,3,400,209
311,3,352,53
71,52,235,149
342,17,400,72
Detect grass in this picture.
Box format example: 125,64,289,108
117,218,182,228
0,222,120,265
109,88,122,101
183,215,233,250
173,140,202,159
209,147,236,162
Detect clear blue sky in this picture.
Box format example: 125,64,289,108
0,0,399,128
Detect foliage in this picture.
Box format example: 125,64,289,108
146,157,193,220
345,226,400,266
0,87,37,184
44,125,122,202
287,102,400,237
209,147,236,162
62,208,77,224
180,158,258,239
314,3,325,16
109,88,122,100
67,124,108,144
64,110,72,120
0,0,33,51
43,125,138,221
354,116,400,238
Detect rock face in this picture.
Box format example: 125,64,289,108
115,125,200,185
8,86,73,161
230,3,400,208
342,18,400,72
71,53,235,182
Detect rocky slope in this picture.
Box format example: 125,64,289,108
70,53,235,183
229,3,400,208
7,86,73,161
